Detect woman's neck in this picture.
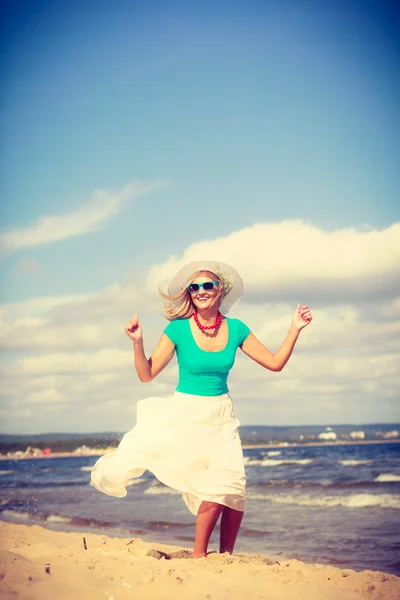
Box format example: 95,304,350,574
194,307,220,323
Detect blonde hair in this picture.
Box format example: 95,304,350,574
160,270,224,321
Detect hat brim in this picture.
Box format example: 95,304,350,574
167,260,244,315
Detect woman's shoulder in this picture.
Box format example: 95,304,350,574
163,317,189,344
226,316,251,343
163,317,189,334
165,317,189,328
225,316,249,328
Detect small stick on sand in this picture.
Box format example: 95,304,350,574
83,537,87,550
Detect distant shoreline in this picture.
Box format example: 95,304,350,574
242,438,400,449
0,437,399,461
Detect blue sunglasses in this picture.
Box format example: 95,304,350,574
187,281,220,294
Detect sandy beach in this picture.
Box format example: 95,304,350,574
1,521,399,600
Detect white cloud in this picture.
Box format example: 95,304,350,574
18,349,130,376
1,291,98,321
0,219,399,433
147,220,400,302
0,283,161,351
25,388,65,405
1,289,398,431
242,301,400,355
0,180,168,254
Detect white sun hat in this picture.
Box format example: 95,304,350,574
167,260,244,315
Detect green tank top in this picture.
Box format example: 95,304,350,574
163,317,251,396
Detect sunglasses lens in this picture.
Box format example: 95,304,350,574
202,282,215,291
188,283,200,293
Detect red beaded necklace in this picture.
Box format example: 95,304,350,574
193,311,223,331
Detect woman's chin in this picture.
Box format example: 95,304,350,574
194,301,213,311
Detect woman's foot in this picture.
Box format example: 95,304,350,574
191,551,207,558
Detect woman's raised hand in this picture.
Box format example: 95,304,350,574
125,314,143,341
292,303,313,331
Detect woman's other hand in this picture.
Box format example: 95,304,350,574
125,314,143,341
292,304,313,331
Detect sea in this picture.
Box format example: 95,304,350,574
1,441,399,576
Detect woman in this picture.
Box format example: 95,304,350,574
91,260,312,558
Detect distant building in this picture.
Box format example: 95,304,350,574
350,431,365,440
74,445,92,454
318,432,337,441
383,431,399,439
24,446,42,457
318,427,337,441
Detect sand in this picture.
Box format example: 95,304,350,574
1,521,399,600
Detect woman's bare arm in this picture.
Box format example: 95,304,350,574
240,326,299,372
240,304,312,372
133,334,175,382
125,315,176,382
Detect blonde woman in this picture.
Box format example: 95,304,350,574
91,260,312,558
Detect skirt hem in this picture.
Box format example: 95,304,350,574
90,392,246,516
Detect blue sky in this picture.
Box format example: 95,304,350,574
0,0,399,433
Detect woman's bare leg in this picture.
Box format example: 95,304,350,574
219,506,244,554
192,501,224,558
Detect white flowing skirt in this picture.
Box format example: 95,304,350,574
91,392,246,515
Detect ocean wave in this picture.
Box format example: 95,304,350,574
0,470,14,475
46,514,72,524
251,478,400,490
1,509,32,521
242,527,272,538
244,457,314,467
126,478,147,488
146,520,189,531
261,451,282,457
247,492,400,509
6,480,87,489
375,474,400,483
68,516,118,529
80,466,93,472
1,508,117,531
144,483,181,496
338,460,373,466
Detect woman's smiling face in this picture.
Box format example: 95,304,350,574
188,271,222,312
